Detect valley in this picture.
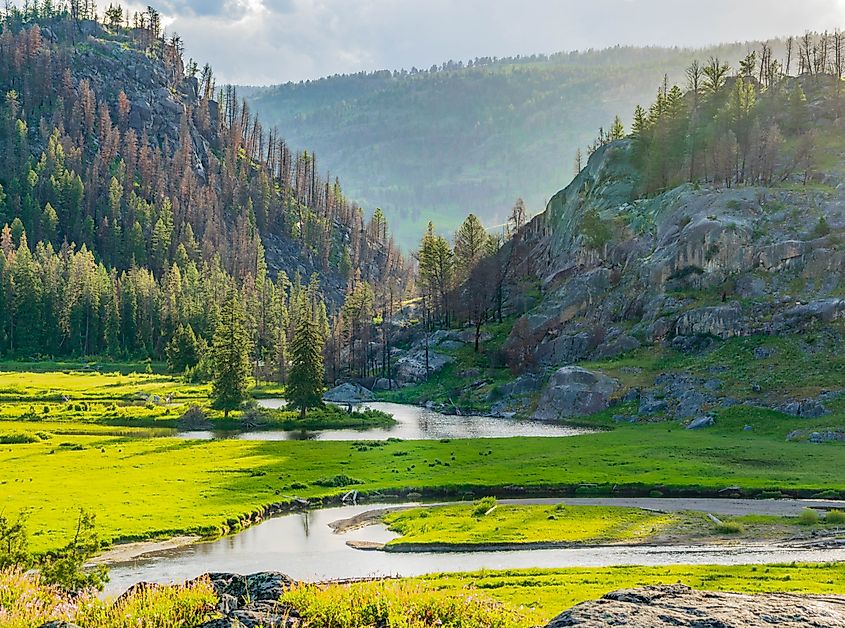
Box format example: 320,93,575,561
1,2,845,627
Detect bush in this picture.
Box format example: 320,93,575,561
826,510,845,525
39,509,109,592
798,508,820,526
0,433,39,444
472,497,497,517
714,521,744,535
312,474,362,488
178,405,210,428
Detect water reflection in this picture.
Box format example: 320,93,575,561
174,401,593,441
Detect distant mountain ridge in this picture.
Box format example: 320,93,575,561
242,41,780,247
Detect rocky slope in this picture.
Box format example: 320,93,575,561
506,78,845,422
546,584,845,627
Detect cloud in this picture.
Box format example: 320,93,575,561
76,0,845,84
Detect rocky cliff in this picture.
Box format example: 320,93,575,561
507,78,845,420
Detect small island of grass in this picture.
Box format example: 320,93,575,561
382,499,677,549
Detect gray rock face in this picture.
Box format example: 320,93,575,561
674,302,745,339
545,585,845,627
533,367,619,420
323,383,374,403
779,399,829,418
394,350,454,383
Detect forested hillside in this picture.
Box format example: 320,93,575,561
243,42,767,246
0,4,408,364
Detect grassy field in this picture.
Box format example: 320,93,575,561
1,406,845,552
410,562,845,624
0,362,843,554
0,369,392,432
383,502,676,546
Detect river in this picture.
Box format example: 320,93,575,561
175,400,593,441
103,500,845,596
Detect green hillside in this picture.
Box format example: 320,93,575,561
243,42,766,246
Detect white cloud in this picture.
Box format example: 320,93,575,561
21,0,845,84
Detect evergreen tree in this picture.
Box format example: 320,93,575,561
166,323,203,372
287,308,325,418
454,214,488,281
210,291,252,418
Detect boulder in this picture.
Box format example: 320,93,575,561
545,584,845,627
547,584,845,628
533,367,619,421
322,383,374,403
394,351,454,383
686,416,715,430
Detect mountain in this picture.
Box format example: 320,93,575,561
243,42,770,248
0,7,405,360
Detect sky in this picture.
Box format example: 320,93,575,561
117,0,845,85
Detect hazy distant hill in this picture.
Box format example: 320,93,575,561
242,42,765,247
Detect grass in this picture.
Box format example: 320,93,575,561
0,370,393,433
282,580,525,628
0,569,217,627
383,502,675,547
409,563,845,624
2,406,845,552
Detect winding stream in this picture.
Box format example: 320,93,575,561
103,501,845,596
175,401,592,441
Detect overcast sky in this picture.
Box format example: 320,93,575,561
119,0,845,85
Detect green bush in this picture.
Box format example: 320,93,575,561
472,497,497,517
0,433,40,444
798,509,820,526
826,510,845,525
714,521,744,535
312,474,362,488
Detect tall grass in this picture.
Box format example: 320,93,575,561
0,570,217,627
282,580,527,627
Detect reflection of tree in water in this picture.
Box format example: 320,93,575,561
300,511,311,537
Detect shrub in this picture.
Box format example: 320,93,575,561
312,474,362,488
714,521,744,535
0,433,39,444
472,497,497,517
826,510,845,525
798,508,820,526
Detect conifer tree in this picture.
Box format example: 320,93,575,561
287,307,325,419
211,291,252,418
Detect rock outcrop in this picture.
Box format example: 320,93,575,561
195,572,297,627
545,585,845,627
533,367,619,420
323,383,374,403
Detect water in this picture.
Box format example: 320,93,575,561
104,502,845,596
175,401,592,441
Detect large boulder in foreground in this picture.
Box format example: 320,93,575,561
545,585,845,627
533,367,619,421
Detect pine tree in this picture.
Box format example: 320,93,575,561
287,309,325,418
211,291,252,418
454,213,487,281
